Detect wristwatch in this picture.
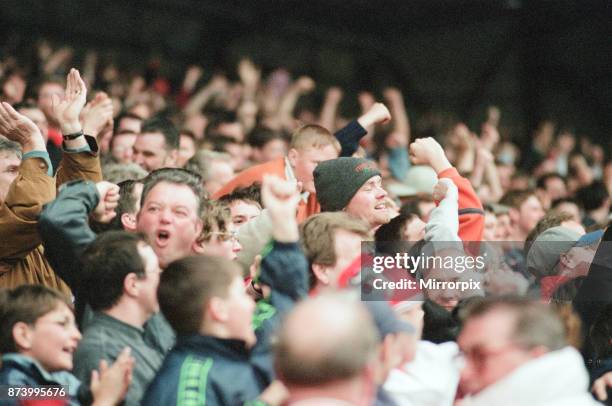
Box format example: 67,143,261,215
62,130,84,140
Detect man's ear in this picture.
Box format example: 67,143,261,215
165,149,179,168
312,263,330,286
190,220,204,254
208,297,229,322
12,322,34,351
123,272,139,298
287,148,299,168
121,213,137,232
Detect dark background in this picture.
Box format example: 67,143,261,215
1,0,610,144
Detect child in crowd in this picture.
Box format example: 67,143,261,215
142,256,266,405
0,285,133,406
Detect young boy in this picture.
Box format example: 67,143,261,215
142,256,264,405
0,285,133,406
144,176,309,405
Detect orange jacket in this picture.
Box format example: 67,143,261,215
212,157,320,223
438,167,484,242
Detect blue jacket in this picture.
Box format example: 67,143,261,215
143,241,309,405
0,354,88,406
142,335,267,406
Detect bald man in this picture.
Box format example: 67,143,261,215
274,294,379,406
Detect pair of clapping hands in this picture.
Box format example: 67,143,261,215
0,68,112,152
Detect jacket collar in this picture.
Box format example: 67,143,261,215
284,156,310,203
461,347,595,406
93,311,145,337
175,335,251,360
1,353,81,390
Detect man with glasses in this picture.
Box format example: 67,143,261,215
456,297,598,405
193,200,243,260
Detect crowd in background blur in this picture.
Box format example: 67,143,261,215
0,37,611,405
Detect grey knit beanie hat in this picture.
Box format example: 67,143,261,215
314,157,381,212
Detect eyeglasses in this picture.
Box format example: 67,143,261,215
209,230,239,243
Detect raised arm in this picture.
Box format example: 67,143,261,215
251,176,308,383
52,68,103,186
183,74,229,117
318,86,343,132
38,181,119,290
410,137,484,242
336,102,391,157
237,59,261,134
0,102,53,259
383,87,411,146
258,175,308,301
277,76,315,132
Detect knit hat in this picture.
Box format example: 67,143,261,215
526,226,581,279
314,157,381,212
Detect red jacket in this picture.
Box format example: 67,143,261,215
212,157,320,223
438,167,484,242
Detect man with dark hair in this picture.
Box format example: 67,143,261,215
218,183,262,228
92,179,144,233
536,173,567,210
206,110,244,140
498,189,546,276
457,297,597,405
133,116,180,172
551,197,582,224
115,112,143,134
575,181,610,228
499,189,545,242
109,130,138,164
73,231,166,406
208,134,247,170
248,127,288,164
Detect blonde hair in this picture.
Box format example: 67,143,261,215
198,201,232,244
290,124,340,153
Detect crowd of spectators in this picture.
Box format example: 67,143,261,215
0,39,611,405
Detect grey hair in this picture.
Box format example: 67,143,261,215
0,137,22,160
